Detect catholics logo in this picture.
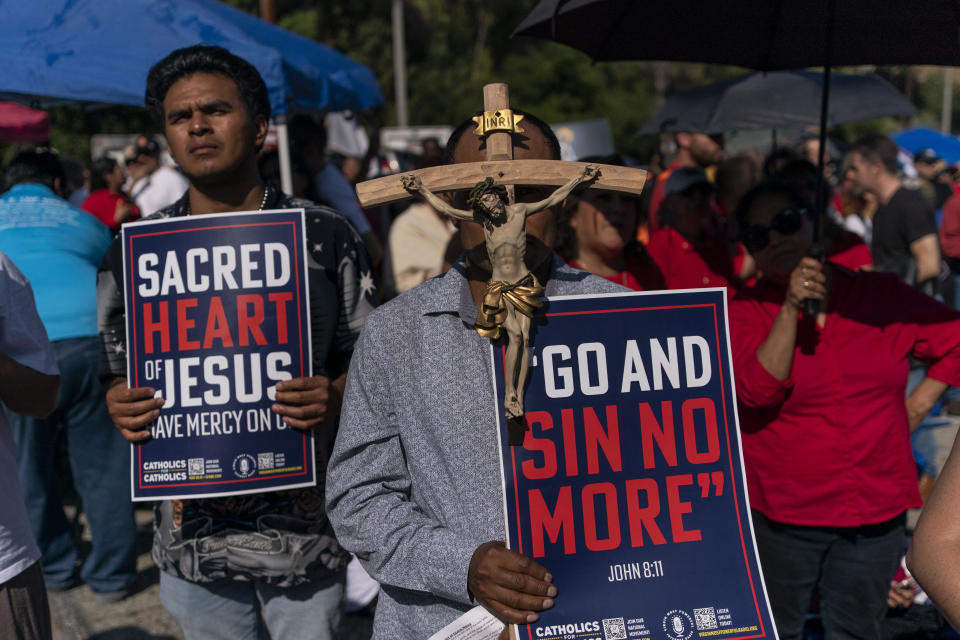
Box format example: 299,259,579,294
662,610,695,640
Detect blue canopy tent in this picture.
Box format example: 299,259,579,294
892,127,960,164
192,0,382,115
0,0,383,189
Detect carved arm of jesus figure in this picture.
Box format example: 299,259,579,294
514,164,601,217
400,174,474,221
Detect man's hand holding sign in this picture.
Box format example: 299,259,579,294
106,379,162,442
468,541,557,625
271,374,344,430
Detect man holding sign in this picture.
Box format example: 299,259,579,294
97,46,375,639
327,112,626,638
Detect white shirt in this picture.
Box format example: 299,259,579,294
388,202,456,294
0,252,58,584
131,165,189,216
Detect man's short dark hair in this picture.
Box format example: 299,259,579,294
850,133,900,176
145,45,270,128
5,150,66,193
443,109,561,165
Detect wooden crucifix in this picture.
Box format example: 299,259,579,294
356,83,647,445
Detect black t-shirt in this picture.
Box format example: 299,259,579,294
934,182,953,211
918,179,953,211
871,186,938,284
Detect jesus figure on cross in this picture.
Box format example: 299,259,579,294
402,164,599,438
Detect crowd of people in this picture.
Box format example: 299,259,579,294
1,43,960,640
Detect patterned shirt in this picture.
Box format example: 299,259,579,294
97,186,376,586
326,257,626,638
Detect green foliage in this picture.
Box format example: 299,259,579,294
49,105,157,161
915,68,960,132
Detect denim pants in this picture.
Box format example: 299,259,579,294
8,336,136,593
752,511,905,640
159,570,345,640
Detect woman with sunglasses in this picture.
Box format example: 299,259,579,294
728,181,960,640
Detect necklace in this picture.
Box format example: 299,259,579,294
185,185,270,215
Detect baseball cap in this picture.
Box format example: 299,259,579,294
123,135,160,161
913,148,940,164
664,166,713,196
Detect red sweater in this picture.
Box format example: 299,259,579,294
647,161,686,232
730,268,960,526
646,227,736,297
82,189,140,230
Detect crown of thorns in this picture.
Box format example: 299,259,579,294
466,177,508,209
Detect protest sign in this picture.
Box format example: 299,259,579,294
122,209,314,501
493,289,776,640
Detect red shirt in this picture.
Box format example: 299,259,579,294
568,252,665,292
646,226,736,297
826,230,872,271
82,189,140,230
730,269,960,527
647,161,687,232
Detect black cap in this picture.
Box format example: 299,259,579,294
123,135,160,161
914,148,940,164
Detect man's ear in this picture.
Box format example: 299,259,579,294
254,115,269,149
675,132,691,150
53,177,64,199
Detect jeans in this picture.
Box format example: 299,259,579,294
8,336,136,593
753,511,905,640
159,570,345,640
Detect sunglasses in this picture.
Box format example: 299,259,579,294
740,208,806,253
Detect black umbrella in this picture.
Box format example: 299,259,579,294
515,0,960,313
639,70,917,135
513,0,960,69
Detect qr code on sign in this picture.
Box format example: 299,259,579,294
603,617,627,640
694,608,718,630
188,458,204,476
258,453,275,470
